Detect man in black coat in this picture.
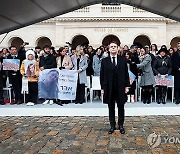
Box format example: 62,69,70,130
39,45,57,70
100,41,130,134
7,46,25,104
172,42,180,104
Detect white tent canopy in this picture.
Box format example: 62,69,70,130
0,0,180,35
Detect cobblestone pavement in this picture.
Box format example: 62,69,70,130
0,116,179,154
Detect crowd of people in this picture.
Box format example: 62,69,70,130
0,41,180,106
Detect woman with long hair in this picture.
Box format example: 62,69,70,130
71,45,88,104
137,47,156,104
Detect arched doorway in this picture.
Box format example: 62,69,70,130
170,37,180,48
9,37,24,49
71,35,89,49
37,37,52,49
133,35,151,48
102,35,120,46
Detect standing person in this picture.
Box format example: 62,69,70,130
137,47,156,104
86,46,95,76
56,47,73,105
20,50,39,106
153,48,172,104
124,51,137,102
172,42,180,104
71,45,88,104
100,41,130,134
0,50,5,105
7,46,25,104
39,45,57,105
92,48,104,100
93,48,104,76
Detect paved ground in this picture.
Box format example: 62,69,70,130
0,116,179,154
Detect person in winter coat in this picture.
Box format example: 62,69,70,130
39,45,57,105
137,47,156,104
20,50,39,106
153,48,172,104
100,41,130,134
172,42,180,104
71,45,88,104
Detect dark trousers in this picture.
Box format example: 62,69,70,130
157,86,167,98
11,75,22,101
175,88,180,102
0,75,3,102
108,88,125,127
27,82,38,103
142,85,153,100
75,83,85,103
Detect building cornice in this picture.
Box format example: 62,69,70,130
39,17,178,24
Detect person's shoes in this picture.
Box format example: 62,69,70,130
49,100,54,105
143,99,146,104
57,102,63,106
94,96,99,100
119,125,125,134
26,102,35,106
108,126,116,134
43,100,49,105
17,100,22,105
175,100,180,105
0,102,5,105
157,97,161,104
146,98,151,104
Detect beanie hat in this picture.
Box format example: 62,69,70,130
26,49,35,59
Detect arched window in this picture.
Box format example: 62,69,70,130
36,37,52,49
102,35,120,46
9,37,24,49
170,37,180,48
133,35,151,48
71,35,89,49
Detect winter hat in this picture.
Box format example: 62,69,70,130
26,49,35,59
158,48,168,54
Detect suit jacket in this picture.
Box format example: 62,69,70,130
71,55,88,84
56,55,73,70
100,55,130,105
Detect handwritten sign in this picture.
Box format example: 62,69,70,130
3,59,20,70
38,69,78,100
58,69,78,100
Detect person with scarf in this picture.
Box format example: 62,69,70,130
153,48,172,104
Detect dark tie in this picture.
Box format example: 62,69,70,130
112,57,116,66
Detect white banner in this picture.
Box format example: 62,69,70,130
38,69,78,100
58,69,78,100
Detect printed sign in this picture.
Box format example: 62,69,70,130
3,59,20,71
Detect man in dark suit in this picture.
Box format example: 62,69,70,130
100,41,130,134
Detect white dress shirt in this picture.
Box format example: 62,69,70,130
110,54,117,65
